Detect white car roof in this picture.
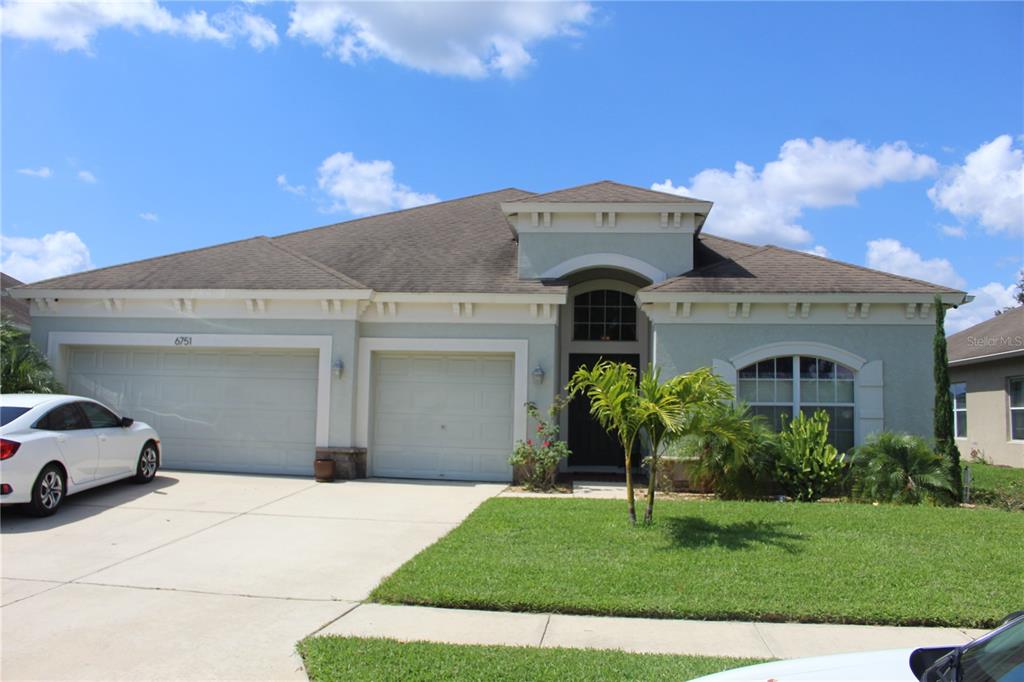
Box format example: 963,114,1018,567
0,394,79,409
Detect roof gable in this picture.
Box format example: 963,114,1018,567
506,180,705,204
947,305,1024,363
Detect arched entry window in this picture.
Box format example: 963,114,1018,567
737,355,855,453
573,290,637,341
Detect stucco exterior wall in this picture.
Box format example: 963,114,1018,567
950,357,1024,468
654,322,936,438
518,232,693,280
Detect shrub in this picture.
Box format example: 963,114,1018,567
670,402,779,499
0,318,63,394
849,432,954,505
775,410,845,502
509,399,570,491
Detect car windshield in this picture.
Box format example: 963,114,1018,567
1,406,31,426
959,617,1024,681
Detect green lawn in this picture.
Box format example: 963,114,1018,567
371,497,1022,628
299,636,765,681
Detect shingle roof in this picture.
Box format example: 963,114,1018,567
505,180,707,205
1,272,31,327
644,242,964,295
947,305,1024,364
22,237,366,290
273,188,559,294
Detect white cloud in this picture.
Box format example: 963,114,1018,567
316,151,438,215
0,1,277,52
940,224,966,238
865,238,966,289
803,245,830,257
139,212,158,222
77,170,97,183
928,134,1023,236
17,166,52,178
276,174,306,196
287,1,591,78
0,230,94,283
653,137,938,245
945,272,1023,334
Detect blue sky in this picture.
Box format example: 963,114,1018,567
2,1,1022,331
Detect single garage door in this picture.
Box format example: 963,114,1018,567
371,352,514,481
66,346,318,475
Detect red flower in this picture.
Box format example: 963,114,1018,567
543,441,551,448
526,439,533,446
536,425,543,432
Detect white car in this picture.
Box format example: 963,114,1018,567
694,611,1024,682
1,394,161,516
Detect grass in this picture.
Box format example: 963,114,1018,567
968,461,1024,511
371,497,1022,628
298,636,766,681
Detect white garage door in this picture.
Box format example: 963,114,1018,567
371,352,514,481
66,346,318,475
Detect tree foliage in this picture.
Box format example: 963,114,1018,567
934,295,962,501
0,318,63,394
850,431,954,505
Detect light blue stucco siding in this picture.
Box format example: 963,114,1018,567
654,322,936,437
518,232,693,280
30,316,359,446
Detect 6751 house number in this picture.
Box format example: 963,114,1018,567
174,336,193,346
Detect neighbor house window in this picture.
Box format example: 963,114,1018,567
1010,378,1024,441
738,355,855,452
951,382,967,439
573,290,637,342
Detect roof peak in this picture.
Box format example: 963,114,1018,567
507,179,708,205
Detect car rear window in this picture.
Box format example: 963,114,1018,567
1,406,31,426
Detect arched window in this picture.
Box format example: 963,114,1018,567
737,355,855,452
573,290,637,341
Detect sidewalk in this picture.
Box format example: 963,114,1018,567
317,603,987,659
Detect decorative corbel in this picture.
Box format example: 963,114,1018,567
727,302,739,318
740,302,751,318
787,302,797,319
799,302,811,319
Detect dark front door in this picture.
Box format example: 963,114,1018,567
567,353,640,468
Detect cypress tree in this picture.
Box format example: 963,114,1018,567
933,295,962,501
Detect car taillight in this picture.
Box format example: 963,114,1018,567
0,439,20,460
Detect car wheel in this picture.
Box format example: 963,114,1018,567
29,464,66,517
134,442,159,483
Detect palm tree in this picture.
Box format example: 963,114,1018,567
681,402,778,500
639,367,734,521
568,361,734,525
850,431,955,504
0,317,63,394
567,360,645,524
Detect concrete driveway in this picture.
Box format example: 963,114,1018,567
1,471,504,681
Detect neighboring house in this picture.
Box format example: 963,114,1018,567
1,272,32,331
948,306,1024,468
9,181,968,481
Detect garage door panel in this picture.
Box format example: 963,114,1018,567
67,346,317,476
371,351,514,482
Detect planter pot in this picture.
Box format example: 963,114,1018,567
314,457,336,482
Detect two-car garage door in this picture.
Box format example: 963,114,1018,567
66,346,318,476
371,352,514,481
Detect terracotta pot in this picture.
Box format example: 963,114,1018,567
314,457,336,482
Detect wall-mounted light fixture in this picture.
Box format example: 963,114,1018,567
531,364,546,385
333,358,344,379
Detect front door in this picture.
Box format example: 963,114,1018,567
567,353,640,468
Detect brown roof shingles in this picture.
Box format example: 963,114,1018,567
947,305,1024,363
644,243,964,295
22,236,366,290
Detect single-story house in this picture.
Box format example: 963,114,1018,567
948,305,1024,468
2,272,32,331
11,181,969,481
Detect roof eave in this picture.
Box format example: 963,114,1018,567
949,347,1024,367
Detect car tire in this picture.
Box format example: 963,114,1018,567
133,442,159,483
28,464,66,517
